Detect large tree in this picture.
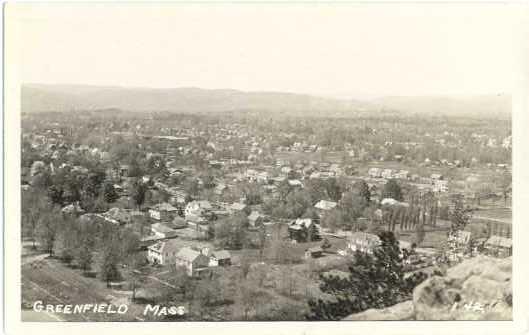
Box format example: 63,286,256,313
307,231,426,320
351,180,371,203
381,179,403,201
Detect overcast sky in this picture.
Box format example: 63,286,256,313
9,3,521,99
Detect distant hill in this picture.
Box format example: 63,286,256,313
21,84,367,115
372,94,511,119
21,84,510,118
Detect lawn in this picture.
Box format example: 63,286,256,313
21,257,160,322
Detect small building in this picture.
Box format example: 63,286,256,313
147,239,180,265
368,167,382,178
149,202,179,221
430,173,444,181
288,179,303,188
248,211,265,228
229,202,247,213
175,247,211,276
288,218,320,242
314,200,338,212
433,180,449,193
394,170,410,180
185,200,212,217
381,169,394,179
150,222,178,239
171,216,188,229
209,250,232,267
484,235,512,257
305,246,323,259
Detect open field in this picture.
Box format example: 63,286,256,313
21,257,158,322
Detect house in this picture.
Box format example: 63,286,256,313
214,183,228,196
149,202,179,221
175,247,211,276
171,216,188,229
248,211,265,228
433,180,449,193
394,170,410,180
147,239,180,265
229,202,247,213
209,250,232,267
185,200,212,217
314,200,338,212
448,230,471,247
305,246,323,259
288,179,303,188
368,167,382,178
61,203,85,216
347,232,381,254
150,222,178,239
381,169,394,179
288,218,320,242
484,235,512,257
430,174,444,181
102,207,133,224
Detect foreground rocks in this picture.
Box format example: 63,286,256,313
342,301,415,321
343,256,512,321
413,255,512,320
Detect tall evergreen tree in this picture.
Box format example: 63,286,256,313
307,231,426,320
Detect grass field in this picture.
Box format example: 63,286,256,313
21,257,160,322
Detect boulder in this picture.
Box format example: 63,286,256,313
413,256,512,320
342,301,414,321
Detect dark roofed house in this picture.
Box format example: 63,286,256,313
149,202,179,221
209,250,232,267
248,211,265,228
288,218,320,243
305,246,323,259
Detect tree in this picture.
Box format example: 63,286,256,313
36,209,61,256
321,238,332,250
325,178,343,202
242,183,263,205
351,180,371,203
97,224,123,286
47,185,65,206
22,190,49,249
340,191,369,227
381,179,403,201
131,179,148,210
76,238,94,274
449,194,473,232
321,209,345,232
53,216,79,264
103,182,119,203
214,213,249,249
307,231,427,320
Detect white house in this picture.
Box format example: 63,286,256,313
147,239,180,265
185,200,212,217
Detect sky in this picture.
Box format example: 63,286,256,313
8,3,522,99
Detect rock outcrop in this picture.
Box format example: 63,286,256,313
413,255,512,320
343,256,512,321
342,301,415,321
